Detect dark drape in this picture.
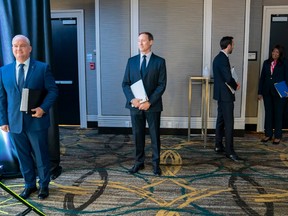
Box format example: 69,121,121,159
0,0,61,179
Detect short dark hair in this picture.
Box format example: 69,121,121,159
139,32,154,41
220,36,233,49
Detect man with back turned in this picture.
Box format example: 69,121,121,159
213,36,242,162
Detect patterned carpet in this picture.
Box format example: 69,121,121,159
1,127,288,216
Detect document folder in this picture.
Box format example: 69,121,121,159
274,81,288,98
20,88,47,114
130,79,148,104
225,67,238,94
225,83,236,94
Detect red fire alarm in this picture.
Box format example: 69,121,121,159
89,62,95,70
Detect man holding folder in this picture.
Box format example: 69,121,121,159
122,32,167,176
213,36,241,162
0,35,58,199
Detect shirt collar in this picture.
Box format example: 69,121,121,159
16,58,30,68
141,52,152,59
221,50,229,57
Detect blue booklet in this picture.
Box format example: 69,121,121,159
274,81,288,98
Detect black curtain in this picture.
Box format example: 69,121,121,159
0,0,61,178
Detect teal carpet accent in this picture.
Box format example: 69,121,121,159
1,127,287,215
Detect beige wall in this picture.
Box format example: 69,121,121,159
246,0,288,119
50,0,288,129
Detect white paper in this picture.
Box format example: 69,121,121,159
225,83,236,94
231,67,238,82
225,67,238,94
130,79,148,104
20,88,29,112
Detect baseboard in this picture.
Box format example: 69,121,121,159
98,127,245,137
245,124,257,131
87,121,98,128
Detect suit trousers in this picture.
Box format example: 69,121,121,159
130,110,161,166
263,94,286,139
215,101,235,155
10,128,50,188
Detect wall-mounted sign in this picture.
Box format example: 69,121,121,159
248,51,257,61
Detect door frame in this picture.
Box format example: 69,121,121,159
51,10,87,128
257,6,288,132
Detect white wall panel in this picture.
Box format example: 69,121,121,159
99,0,131,116
139,0,204,117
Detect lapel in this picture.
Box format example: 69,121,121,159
24,59,35,87
272,60,282,77
10,62,18,90
8,62,22,93
132,54,141,80
136,54,141,72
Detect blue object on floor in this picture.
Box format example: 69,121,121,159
0,131,21,178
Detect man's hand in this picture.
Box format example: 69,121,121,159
139,101,151,111
0,125,9,132
31,107,45,118
258,94,263,100
131,98,141,108
236,82,241,90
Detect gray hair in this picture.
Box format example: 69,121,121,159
12,35,31,45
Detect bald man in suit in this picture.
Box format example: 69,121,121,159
0,35,58,199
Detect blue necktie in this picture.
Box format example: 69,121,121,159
18,64,25,91
140,55,146,78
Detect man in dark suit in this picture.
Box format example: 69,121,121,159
122,32,167,176
213,36,242,162
0,35,58,199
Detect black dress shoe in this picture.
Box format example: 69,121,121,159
214,147,225,154
128,164,145,174
272,139,281,145
38,187,49,200
153,167,162,176
226,154,243,162
260,136,272,143
19,187,38,199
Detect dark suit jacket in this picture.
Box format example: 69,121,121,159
122,53,167,112
0,59,58,133
213,51,237,102
258,59,288,96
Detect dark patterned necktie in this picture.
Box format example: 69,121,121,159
140,55,146,78
18,64,25,91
